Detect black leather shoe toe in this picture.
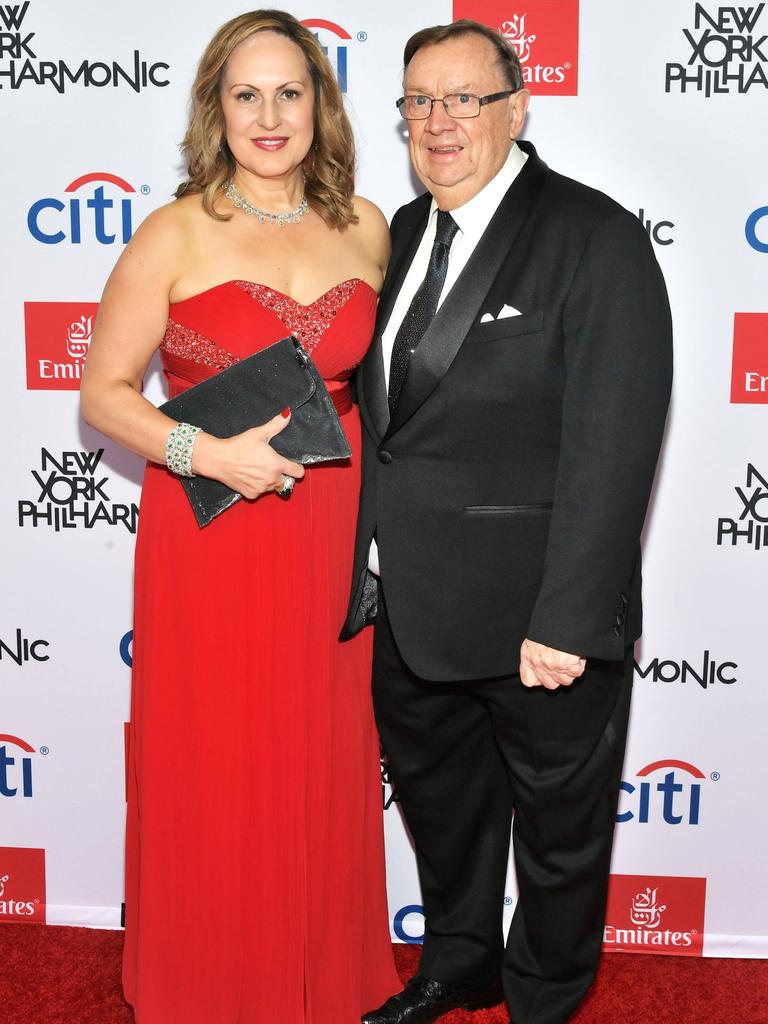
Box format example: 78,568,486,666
361,974,505,1024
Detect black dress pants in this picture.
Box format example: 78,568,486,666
372,590,633,1024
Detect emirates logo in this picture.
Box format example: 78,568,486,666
65,313,94,362
0,869,39,917
500,15,537,63
0,848,46,922
25,301,100,391
603,874,706,956
452,1,579,96
630,886,667,929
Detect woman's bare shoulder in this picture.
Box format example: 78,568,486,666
136,192,205,240
352,194,388,232
350,195,390,271
116,193,214,278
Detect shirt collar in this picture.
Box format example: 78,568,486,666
427,142,528,238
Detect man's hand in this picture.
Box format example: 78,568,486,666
520,639,586,691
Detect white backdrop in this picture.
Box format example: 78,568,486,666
1,0,766,958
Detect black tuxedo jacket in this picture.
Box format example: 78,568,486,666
341,141,672,682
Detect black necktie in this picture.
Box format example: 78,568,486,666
388,210,459,412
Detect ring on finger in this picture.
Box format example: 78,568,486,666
276,474,295,500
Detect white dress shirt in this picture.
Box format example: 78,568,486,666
368,142,529,576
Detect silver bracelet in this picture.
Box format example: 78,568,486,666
166,422,201,477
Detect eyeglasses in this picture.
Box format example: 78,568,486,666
395,90,515,120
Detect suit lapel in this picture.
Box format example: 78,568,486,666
360,198,430,441
386,147,549,439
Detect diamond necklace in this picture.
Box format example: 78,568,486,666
224,180,309,227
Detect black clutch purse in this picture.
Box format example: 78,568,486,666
160,335,350,527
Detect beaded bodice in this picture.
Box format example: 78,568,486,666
158,277,376,402
229,279,361,355
161,321,238,371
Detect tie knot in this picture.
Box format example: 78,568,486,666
435,209,459,248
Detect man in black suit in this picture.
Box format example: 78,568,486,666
342,20,672,1024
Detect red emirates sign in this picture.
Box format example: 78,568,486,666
731,313,768,404
25,301,99,391
603,874,706,957
0,847,46,924
452,0,579,95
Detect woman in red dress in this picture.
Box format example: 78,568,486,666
80,11,399,1023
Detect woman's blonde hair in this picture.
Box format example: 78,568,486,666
176,9,357,228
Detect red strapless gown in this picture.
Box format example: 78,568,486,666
123,279,399,1023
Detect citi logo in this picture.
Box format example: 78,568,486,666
746,206,768,252
27,172,148,245
0,872,36,917
120,630,133,668
635,651,736,688
393,904,425,944
0,734,39,798
617,759,708,825
302,19,354,92
0,629,49,666
392,896,511,944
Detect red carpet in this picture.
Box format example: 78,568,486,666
0,925,766,1023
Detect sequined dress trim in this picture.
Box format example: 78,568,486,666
161,319,239,369
232,279,362,355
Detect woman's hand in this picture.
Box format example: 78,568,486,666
192,409,305,499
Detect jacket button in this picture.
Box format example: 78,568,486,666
379,450,393,464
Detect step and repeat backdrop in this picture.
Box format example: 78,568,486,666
1,0,766,957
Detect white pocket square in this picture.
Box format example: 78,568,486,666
498,304,522,319
479,304,522,323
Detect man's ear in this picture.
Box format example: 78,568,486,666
509,89,531,140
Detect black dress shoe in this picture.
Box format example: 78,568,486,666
361,974,505,1024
